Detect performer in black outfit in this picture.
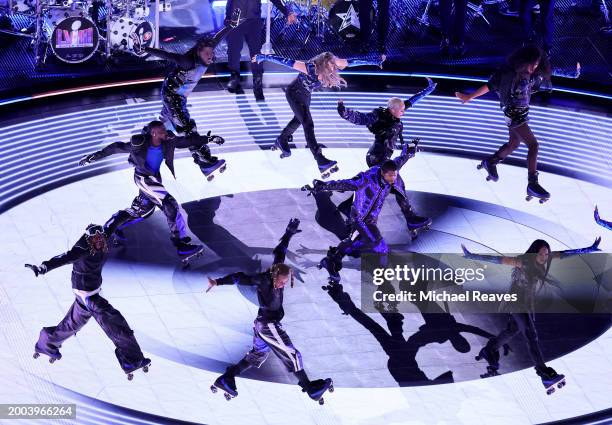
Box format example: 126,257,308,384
520,0,556,57
207,218,334,403
25,224,150,379
439,0,468,57
359,0,390,53
146,19,238,172
79,121,221,261
456,45,580,202
225,0,297,100
336,77,436,232
254,52,385,178
307,141,423,283
463,237,601,393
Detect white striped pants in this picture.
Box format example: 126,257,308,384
244,320,304,372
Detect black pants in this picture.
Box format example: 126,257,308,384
520,0,555,49
280,85,325,164
35,294,146,372
337,220,389,259
439,0,468,44
160,89,194,135
226,18,263,77
359,0,390,49
489,313,546,371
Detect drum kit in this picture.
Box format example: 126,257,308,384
0,0,163,66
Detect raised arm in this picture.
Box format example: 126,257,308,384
595,206,612,231
78,141,131,166
393,138,420,169
552,237,601,259
253,54,307,74
272,218,302,264
461,244,521,267
25,236,89,277
405,78,437,108
337,100,378,126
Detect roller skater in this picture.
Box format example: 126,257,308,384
25,224,150,379
305,142,419,282
79,120,211,266
253,52,385,178
595,206,612,230
207,219,334,404
456,45,580,202
145,13,241,174
338,77,435,235
462,237,600,392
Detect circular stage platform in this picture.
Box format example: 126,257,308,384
1,84,611,425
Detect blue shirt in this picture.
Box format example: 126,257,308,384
146,145,164,174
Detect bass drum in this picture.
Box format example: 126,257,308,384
329,0,360,40
109,16,154,56
46,10,100,63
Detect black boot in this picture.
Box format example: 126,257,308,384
527,171,550,201
318,246,342,283
253,73,265,102
226,71,242,94
479,154,502,181
294,369,310,391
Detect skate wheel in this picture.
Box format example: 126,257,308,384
329,385,334,393
475,355,481,361
477,163,483,170
224,392,231,401
558,380,565,388
539,198,547,204
33,352,40,359
271,145,277,151
49,357,57,364
321,173,330,179
143,365,149,373
210,385,217,393
220,165,227,173
486,176,492,181
127,373,134,381
526,196,532,201
318,398,324,405
207,175,214,182
547,388,554,395
331,166,339,173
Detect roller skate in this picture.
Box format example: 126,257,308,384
318,247,342,283
526,172,550,204
406,214,432,240
476,155,501,182
125,358,151,381
198,157,227,182
271,135,292,158
33,339,61,364
305,378,334,405
171,237,204,268
317,157,339,180
537,366,566,395
112,228,127,247
475,344,500,378
210,373,238,401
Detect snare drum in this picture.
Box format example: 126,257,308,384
109,16,154,56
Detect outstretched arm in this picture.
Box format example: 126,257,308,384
25,236,89,277
553,237,601,259
335,55,386,70
461,245,521,267
253,54,308,74
393,138,420,169
337,100,378,126
207,271,259,292
78,141,131,166
145,47,194,70
595,206,612,230
173,132,224,149
311,173,366,194
273,218,302,264
405,78,437,108
455,84,489,104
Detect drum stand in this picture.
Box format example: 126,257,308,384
415,0,491,29
600,0,612,33
302,0,333,47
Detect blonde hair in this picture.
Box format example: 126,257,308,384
387,97,404,111
270,263,294,288
312,52,347,89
